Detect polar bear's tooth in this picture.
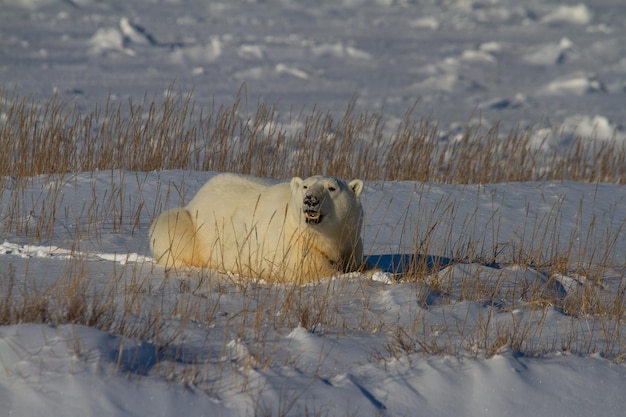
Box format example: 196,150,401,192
305,211,322,224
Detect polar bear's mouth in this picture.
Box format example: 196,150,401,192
303,193,323,224
304,210,323,224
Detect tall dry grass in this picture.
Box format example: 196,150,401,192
1,86,625,183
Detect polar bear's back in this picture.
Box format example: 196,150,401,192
183,173,295,277
194,173,272,199
186,173,289,215
185,173,293,247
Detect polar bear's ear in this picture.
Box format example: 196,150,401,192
348,179,364,197
290,177,303,193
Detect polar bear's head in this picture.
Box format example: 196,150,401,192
289,175,364,231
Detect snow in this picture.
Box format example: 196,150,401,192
541,4,594,26
2,172,625,416
3,0,626,136
1,0,626,416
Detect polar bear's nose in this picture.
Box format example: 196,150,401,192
303,193,323,224
303,194,320,208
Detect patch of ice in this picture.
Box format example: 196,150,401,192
4,0,57,9
225,339,258,365
119,17,156,46
170,37,222,63
275,63,309,79
416,69,485,94
540,72,605,95
409,17,440,30
234,66,265,80
413,74,459,93
310,42,371,60
552,273,584,294
528,114,625,150
345,45,372,60
310,42,343,58
96,252,152,265
586,23,613,34
238,44,264,60
0,241,151,265
541,4,593,26
370,270,394,284
523,38,574,66
479,42,502,53
561,115,624,143
461,49,496,63
89,27,135,56
0,241,69,259
527,127,558,151
286,325,308,340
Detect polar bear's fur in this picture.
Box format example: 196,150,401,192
149,173,365,283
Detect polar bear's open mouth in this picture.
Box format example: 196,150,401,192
304,209,323,224
303,194,323,224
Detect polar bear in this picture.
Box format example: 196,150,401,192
149,173,365,283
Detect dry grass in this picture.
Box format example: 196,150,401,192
1,86,625,183
0,86,625,405
0,259,117,328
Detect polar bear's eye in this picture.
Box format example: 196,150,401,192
302,185,308,189
328,186,336,192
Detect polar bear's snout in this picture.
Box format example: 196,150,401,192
304,193,320,207
303,193,323,224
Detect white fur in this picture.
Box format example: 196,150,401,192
149,173,364,283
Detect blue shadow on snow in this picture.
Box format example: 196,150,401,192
364,253,455,276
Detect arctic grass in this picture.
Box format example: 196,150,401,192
1,87,626,183
0,88,625,398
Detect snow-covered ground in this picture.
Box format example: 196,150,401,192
1,0,626,416
2,0,626,139
1,172,625,417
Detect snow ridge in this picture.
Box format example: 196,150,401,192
0,241,151,265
